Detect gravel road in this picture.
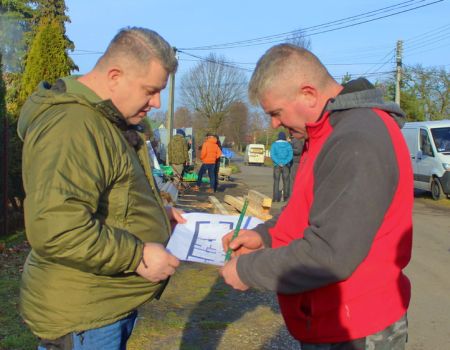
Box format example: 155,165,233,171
129,161,450,349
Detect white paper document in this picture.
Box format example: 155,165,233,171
166,212,263,266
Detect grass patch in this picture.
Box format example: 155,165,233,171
229,163,240,174
414,190,450,208
264,157,273,167
422,197,450,208
0,232,37,350
0,231,26,247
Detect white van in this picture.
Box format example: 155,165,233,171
244,144,265,166
401,120,450,200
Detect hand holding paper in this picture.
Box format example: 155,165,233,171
166,213,263,266
222,229,265,258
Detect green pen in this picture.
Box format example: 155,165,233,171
224,198,249,262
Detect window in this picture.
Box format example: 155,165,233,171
420,129,434,157
430,127,450,153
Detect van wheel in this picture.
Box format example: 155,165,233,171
431,178,444,200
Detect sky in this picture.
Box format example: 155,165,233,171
64,0,450,111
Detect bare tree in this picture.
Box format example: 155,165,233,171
223,102,249,151
180,53,247,133
286,29,311,50
174,107,192,128
247,110,285,147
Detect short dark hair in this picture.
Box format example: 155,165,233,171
97,27,178,74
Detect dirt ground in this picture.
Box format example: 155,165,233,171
127,263,299,350
127,179,301,350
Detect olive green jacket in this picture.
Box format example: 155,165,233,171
168,134,189,165
17,76,172,339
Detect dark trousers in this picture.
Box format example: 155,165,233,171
197,163,216,190
291,157,300,184
300,315,408,350
214,161,220,191
273,165,290,201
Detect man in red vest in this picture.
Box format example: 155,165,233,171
222,44,413,349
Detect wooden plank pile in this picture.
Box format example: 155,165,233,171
209,189,272,221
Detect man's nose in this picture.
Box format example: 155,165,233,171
271,118,281,129
149,93,161,109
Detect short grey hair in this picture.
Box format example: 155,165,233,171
97,27,178,73
248,44,333,105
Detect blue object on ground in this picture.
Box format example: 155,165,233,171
222,148,234,159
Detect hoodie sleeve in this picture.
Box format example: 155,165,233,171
270,143,280,166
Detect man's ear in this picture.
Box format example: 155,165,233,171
106,67,123,91
299,85,318,108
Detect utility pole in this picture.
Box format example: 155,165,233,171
395,40,403,106
166,47,177,165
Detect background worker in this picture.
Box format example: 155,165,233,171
168,128,189,179
270,131,293,202
193,133,222,193
18,27,185,349
289,136,304,183
222,44,413,349
213,134,223,192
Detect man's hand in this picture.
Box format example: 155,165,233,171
165,206,187,224
220,257,249,291
222,229,264,258
136,243,180,282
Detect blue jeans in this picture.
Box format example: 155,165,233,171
197,163,216,190
38,310,138,350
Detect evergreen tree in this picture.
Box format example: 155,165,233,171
19,0,77,102
19,17,75,102
31,0,76,62
0,0,34,72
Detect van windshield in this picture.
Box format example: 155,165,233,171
431,127,450,153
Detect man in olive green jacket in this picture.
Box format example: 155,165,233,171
18,27,185,349
168,128,189,177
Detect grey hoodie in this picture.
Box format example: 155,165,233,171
237,78,407,294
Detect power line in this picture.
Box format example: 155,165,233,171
404,22,450,43
179,0,443,50
181,0,420,49
405,41,450,56
179,56,388,66
357,22,449,75
176,70,396,91
68,3,448,79
405,32,450,51
363,49,396,75
177,50,253,72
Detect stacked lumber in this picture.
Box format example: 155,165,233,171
208,190,272,221
208,196,230,215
